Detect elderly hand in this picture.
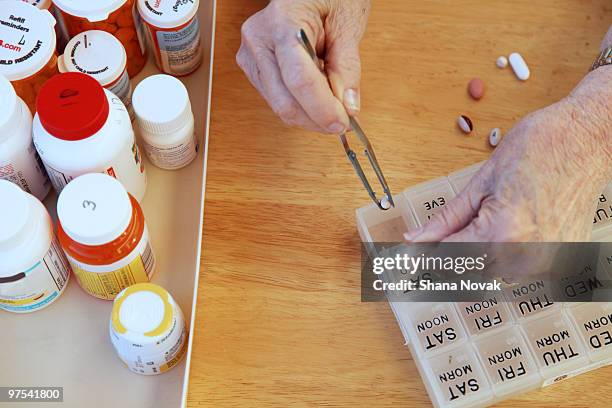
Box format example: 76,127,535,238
405,30,612,243
237,0,371,133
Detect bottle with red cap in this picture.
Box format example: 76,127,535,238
32,72,147,202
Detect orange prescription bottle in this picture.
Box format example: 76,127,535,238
51,0,147,77
137,0,203,76
0,1,59,113
57,173,156,300
21,0,70,52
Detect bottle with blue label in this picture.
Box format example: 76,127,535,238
0,180,71,313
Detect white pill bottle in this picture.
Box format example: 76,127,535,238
0,75,51,201
0,180,71,313
133,75,198,170
58,30,135,121
33,72,147,202
137,0,203,76
110,283,188,375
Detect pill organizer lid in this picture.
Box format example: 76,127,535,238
58,30,127,87
0,75,20,139
0,181,31,253
57,173,132,246
137,0,199,29
36,72,110,141
23,0,51,9
111,283,175,344
0,2,57,81
52,0,126,21
133,74,193,135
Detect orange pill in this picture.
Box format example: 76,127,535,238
468,78,485,100
117,12,133,28
95,22,118,34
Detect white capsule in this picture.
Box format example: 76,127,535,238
457,115,473,134
509,52,530,80
496,56,508,69
489,128,502,147
380,196,391,210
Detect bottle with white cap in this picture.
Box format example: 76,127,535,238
133,74,198,170
56,173,156,300
0,75,51,201
110,283,188,375
58,30,135,121
0,180,71,313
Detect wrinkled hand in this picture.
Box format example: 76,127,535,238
405,67,611,243
237,0,371,133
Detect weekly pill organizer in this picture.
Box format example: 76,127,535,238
0,2,216,408
356,162,612,408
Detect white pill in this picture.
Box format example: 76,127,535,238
380,196,391,210
496,56,508,69
489,128,502,147
457,115,473,134
509,52,530,80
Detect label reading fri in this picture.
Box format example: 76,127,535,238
412,305,464,353
456,296,512,336
504,280,557,319
474,328,538,389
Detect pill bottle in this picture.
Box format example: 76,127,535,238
0,1,59,113
0,180,71,313
110,283,188,375
58,30,135,121
57,173,156,301
0,75,51,201
133,75,198,170
137,0,203,76
20,0,70,52
33,72,147,201
51,0,147,77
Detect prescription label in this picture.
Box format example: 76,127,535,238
106,69,134,121
0,142,50,200
154,17,202,75
67,232,156,300
0,237,70,313
145,132,198,169
593,184,612,231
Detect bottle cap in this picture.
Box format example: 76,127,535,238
0,2,57,81
0,180,31,252
137,0,199,29
52,0,126,22
0,75,20,140
57,173,132,246
36,72,110,141
58,30,128,87
133,74,193,136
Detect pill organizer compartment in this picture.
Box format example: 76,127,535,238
448,162,484,194
356,193,418,257
405,302,467,357
566,303,612,363
455,294,514,338
403,177,456,226
423,346,494,408
503,279,559,321
520,311,588,381
473,327,541,397
592,182,612,241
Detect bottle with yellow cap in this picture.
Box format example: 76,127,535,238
109,283,188,375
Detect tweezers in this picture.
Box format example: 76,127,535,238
297,29,394,210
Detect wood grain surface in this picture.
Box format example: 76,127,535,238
187,1,612,407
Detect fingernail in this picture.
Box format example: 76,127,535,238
344,89,360,113
328,122,345,134
403,229,423,242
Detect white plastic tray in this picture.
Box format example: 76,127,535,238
0,1,217,407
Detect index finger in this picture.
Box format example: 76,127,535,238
275,38,350,134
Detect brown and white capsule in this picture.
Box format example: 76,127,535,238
457,115,473,134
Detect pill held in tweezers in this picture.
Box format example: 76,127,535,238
509,52,530,80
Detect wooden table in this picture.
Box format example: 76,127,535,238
187,1,612,406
